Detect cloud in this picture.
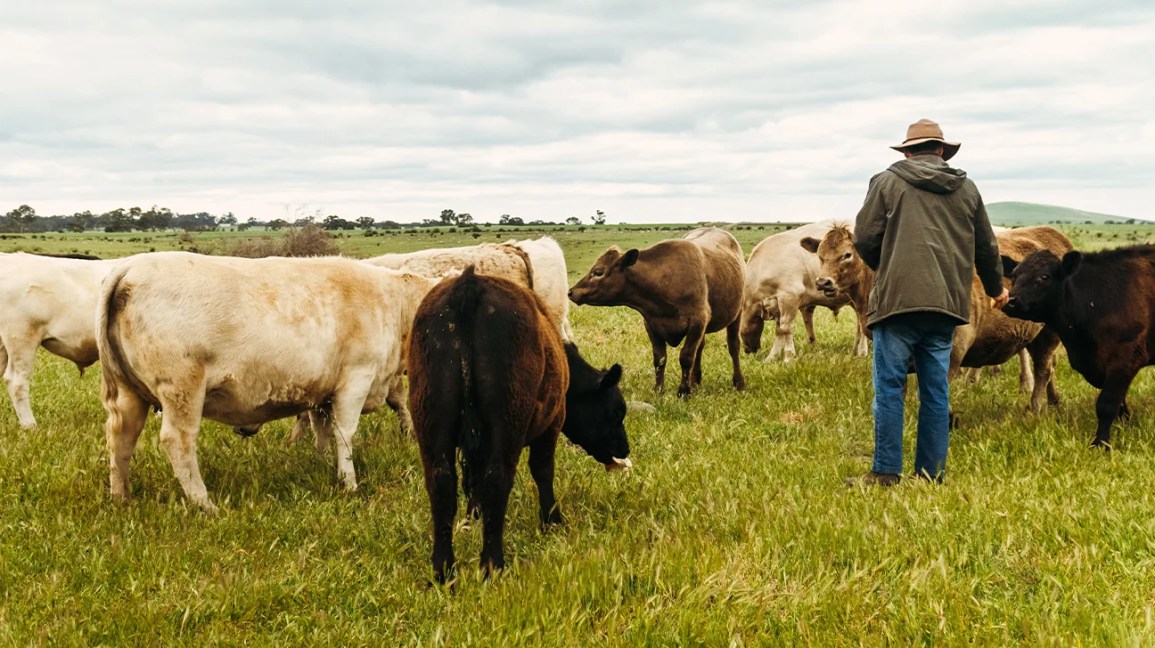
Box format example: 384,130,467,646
0,0,1152,222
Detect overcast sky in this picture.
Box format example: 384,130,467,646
2,0,1152,224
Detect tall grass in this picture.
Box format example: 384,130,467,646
2,227,1155,644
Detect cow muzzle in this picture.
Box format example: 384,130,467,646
605,457,632,472
816,277,838,298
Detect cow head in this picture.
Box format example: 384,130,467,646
568,247,639,306
800,225,859,298
562,343,632,471
1002,249,1077,322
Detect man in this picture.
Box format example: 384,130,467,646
847,118,1009,487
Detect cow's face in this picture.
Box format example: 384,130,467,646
568,247,638,306
563,362,632,471
801,227,859,298
739,304,765,354
1003,250,1070,322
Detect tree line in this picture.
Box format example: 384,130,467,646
2,205,612,234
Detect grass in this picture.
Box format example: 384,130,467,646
3,225,1155,644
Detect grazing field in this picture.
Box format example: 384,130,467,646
4,224,1155,644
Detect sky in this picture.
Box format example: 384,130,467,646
1,0,1153,224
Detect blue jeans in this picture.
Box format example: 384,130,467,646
871,312,958,479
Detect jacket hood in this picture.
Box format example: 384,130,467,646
888,156,967,194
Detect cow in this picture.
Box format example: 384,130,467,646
1003,244,1155,447
98,251,442,512
365,236,574,341
742,221,854,361
798,223,871,357
801,225,1072,413
0,252,122,428
568,227,746,397
408,267,631,582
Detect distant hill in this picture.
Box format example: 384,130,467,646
986,202,1143,226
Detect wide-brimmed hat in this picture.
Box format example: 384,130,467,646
890,118,961,161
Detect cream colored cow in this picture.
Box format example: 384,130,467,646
0,252,123,427
98,252,441,512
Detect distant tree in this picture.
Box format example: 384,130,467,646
219,212,238,228
440,209,456,225
499,214,512,225
5,204,37,233
356,216,376,230
591,209,606,225
102,208,135,232
565,216,581,226
323,214,354,230
506,216,524,226
138,205,173,231
456,212,473,226
68,210,96,232
268,218,289,230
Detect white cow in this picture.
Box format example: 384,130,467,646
98,252,441,512
0,252,122,427
739,221,855,362
365,236,574,341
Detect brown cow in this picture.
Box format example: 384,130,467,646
568,227,746,397
801,225,1072,412
409,267,631,582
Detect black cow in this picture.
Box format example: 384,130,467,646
408,267,631,583
1003,245,1155,447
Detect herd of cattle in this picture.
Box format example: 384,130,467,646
2,221,1154,579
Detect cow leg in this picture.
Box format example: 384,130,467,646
385,374,413,438
677,322,707,397
105,386,150,503
414,388,460,584
1027,328,1061,410
726,319,746,391
1,336,37,428
853,311,870,357
1092,368,1139,448
1014,348,1033,395
643,321,668,392
768,296,799,363
528,430,563,526
287,412,317,447
478,449,518,578
155,383,215,512
329,380,373,491
802,305,817,344
692,339,705,387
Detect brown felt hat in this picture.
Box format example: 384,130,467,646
890,118,961,161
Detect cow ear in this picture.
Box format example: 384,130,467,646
620,249,639,268
600,364,623,391
1001,255,1019,277
1061,251,1082,276
799,237,820,254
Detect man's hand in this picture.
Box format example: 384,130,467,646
992,287,1010,310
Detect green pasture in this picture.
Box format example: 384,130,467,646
2,225,1155,644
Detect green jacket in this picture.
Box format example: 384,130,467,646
854,154,1002,328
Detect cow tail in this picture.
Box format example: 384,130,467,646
507,244,535,290
451,265,485,499
97,262,155,419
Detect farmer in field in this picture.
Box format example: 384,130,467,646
846,118,1009,487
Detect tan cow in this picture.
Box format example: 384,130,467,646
569,227,745,397
741,221,855,362
801,224,1072,412
98,252,441,512
365,236,573,341
0,252,124,428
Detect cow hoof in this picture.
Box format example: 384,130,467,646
676,387,692,398
1091,438,1112,451
949,413,960,430
733,378,746,391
